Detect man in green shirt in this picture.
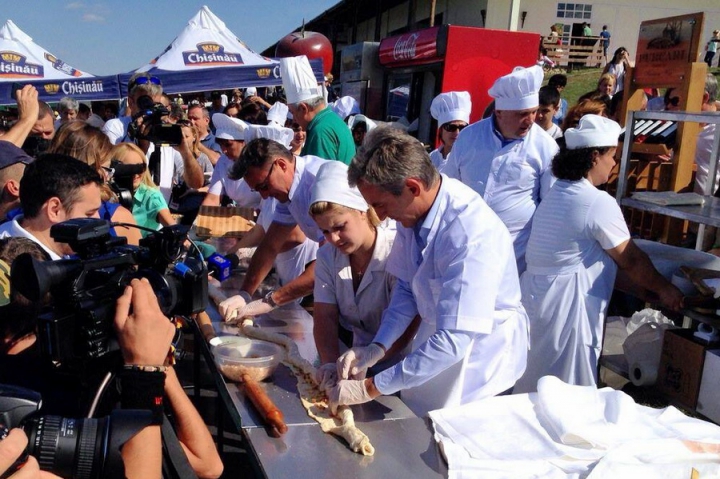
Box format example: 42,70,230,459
280,56,356,165
582,22,592,37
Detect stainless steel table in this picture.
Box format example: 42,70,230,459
197,286,447,478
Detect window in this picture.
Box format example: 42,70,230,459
557,3,591,20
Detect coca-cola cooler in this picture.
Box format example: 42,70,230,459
378,25,539,145
339,42,384,120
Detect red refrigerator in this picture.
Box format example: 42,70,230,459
378,25,540,145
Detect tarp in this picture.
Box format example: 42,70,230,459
0,20,120,104
119,5,323,96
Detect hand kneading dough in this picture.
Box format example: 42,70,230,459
241,319,375,456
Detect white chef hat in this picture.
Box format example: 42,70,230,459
212,113,248,140
244,124,294,149
331,96,361,120
245,86,257,97
267,102,289,127
430,91,472,126
564,114,622,149
310,161,368,212
488,65,544,111
280,56,322,105
348,114,377,132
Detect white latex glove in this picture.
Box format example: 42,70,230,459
234,247,256,261
329,379,373,415
337,343,385,380
219,291,252,322
315,363,338,391
235,298,275,318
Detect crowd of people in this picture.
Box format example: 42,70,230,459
0,44,718,477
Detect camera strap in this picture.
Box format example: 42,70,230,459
149,148,162,186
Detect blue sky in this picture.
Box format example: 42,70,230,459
0,0,339,75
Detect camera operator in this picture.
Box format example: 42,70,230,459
0,429,61,478
101,73,203,204
0,154,102,260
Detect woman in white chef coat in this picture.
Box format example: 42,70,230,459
309,161,417,389
428,91,471,173
514,115,684,393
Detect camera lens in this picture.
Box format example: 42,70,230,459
24,415,108,479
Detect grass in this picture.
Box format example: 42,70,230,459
546,66,720,107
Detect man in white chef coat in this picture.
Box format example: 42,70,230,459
444,65,558,274
328,127,529,416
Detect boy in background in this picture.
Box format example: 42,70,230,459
536,86,563,140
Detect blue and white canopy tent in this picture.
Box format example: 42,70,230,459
118,5,323,96
0,20,120,104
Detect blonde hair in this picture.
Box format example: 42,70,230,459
110,142,157,189
309,201,381,229
48,120,114,200
179,122,201,158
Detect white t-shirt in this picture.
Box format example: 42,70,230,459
206,155,261,208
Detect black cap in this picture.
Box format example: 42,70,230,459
0,140,34,169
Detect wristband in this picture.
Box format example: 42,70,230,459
263,290,279,308
120,369,166,425
239,290,253,304
123,364,168,373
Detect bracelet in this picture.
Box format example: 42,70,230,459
263,290,279,308
123,364,168,373
120,369,166,425
239,290,253,303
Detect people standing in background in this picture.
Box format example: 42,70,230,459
281,56,356,164
428,91,471,172
548,24,560,45
582,22,592,38
599,25,611,64
705,30,720,68
535,86,563,140
445,65,558,274
603,47,630,96
548,74,568,126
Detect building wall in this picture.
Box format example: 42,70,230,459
514,0,720,64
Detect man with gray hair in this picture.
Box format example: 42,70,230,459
187,104,221,165
329,127,529,416
56,96,79,127
281,56,355,164
101,72,203,201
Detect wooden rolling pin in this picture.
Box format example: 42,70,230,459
241,376,288,437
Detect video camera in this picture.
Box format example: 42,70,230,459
0,383,152,479
11,218,208,370
105,159,146,210
128,94,183,146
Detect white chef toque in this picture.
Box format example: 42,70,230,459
280,56,322,105
564,114,622,149
331,96,361,120
310,161,368,212
348,114,377,132
488,65,544,111
430,91,472,126
267,102,289,127
212,113,249,140
244,124,295,149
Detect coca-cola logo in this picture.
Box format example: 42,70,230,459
393,33,419,61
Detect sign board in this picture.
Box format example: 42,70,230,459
634,12,704,87
378,26,446,68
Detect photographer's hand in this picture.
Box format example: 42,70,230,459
114,278,176,366
0,429,61,478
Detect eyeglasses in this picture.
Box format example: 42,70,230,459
130,76,162,89
668,97,681,107
441,123,467,133
251,161,275,192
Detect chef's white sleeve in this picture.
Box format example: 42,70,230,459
372,278,418,351
373,329,473,395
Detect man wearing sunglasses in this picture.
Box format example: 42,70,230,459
217,138,334,321
444,66,558,275
101,72,203,203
